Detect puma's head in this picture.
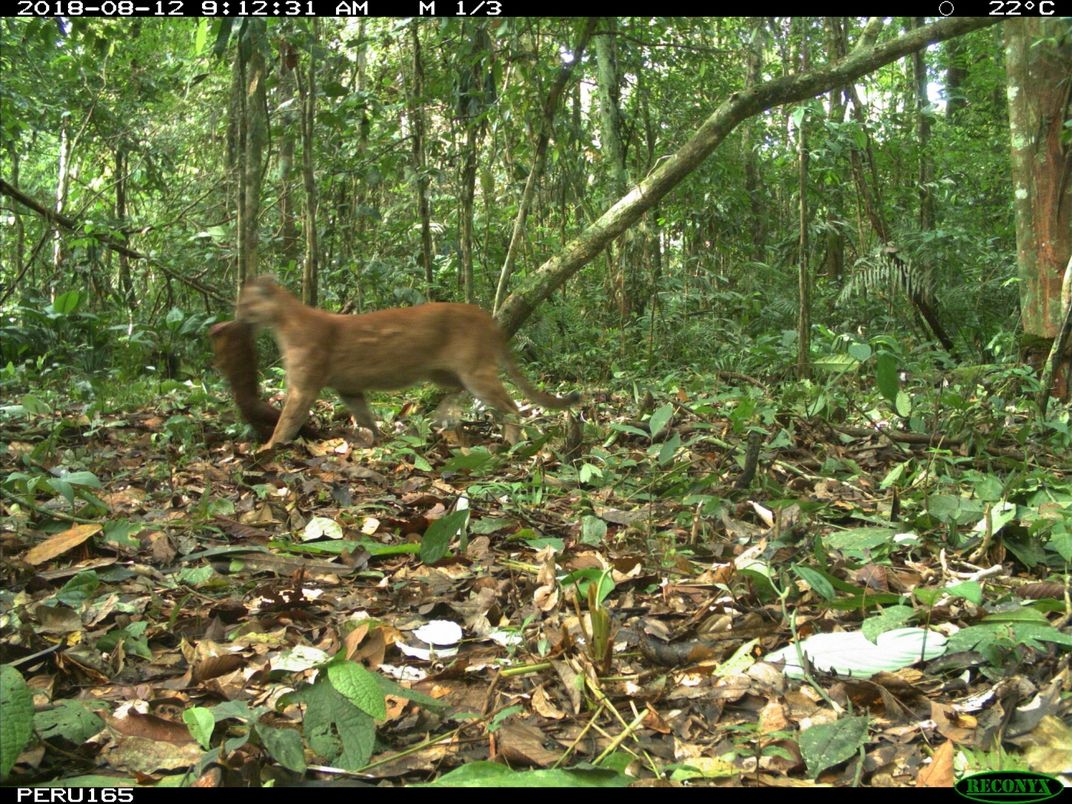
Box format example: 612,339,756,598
236,275,288,325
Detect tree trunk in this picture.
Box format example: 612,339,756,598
495,17,999,337
822,18,847,283
493,18,596,315
594,19,632,318
743,19,766,261
409,20,434,300
1005,18,1072,399
911,17,936,232
52,116,71,285
456,20,494,305
115,144,134,312
299,19,319,307
279,37,300,271
233,19,268,288
945,36,967,123
796,25,812,380
354,18,369,312
7,142,25,290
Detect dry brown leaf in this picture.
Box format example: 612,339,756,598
24,523,102,565
916,740,955,787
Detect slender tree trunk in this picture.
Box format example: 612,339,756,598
52,117,71,285
354,18,369,312
493,18,596,315
456,20,494,305
409,20,434,299
743,19,766,261
115,144,134,312
299,19,319,306
8,141,25,290
796,26,812,380
279,37,300,270
459,124,480,304
912,18,936,232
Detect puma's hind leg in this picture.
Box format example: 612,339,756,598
339,393,380,445
459,369,522,445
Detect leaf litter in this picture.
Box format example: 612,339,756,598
1,383,1069,787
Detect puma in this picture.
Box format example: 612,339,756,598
235,276,579,448
209,320,319,441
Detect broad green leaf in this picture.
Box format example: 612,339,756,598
1049,528,1072,562
714,639,758,676
193,18,208,55
800,715,870,780
47,478,75,505
51,290,82,315
813,354,858,372
825,527,895,558
420,509,469,564
944,581,983,605
875,352,898,405
59,471,100,488
648,403,674,439
862,605,916,641
298,679,376,771
658,431,681,466
880,462,909,489
35,701,105,745
794,566,836,601
374,674,442,710
580,515,607,547
894,389,912,417
579,463,603,484
442,449,494,474
560,569,615,606
183,707,215,750
327,661,387,720
56,571,100,606
255,724,306,773
1,665,34,778
972,501,1018,537
848,342,872,362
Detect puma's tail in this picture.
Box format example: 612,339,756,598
503,356,581,410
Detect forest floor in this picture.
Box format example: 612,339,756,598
1,373,1070,787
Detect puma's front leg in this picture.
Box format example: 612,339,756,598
266,387,319,448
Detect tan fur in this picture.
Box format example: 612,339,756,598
235,276,579,447
209,320,319,441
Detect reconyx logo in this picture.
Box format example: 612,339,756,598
954,771,1065,804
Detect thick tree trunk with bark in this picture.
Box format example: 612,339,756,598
1005,18,1072,401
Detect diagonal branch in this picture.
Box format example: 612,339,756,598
495,16,1001,337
